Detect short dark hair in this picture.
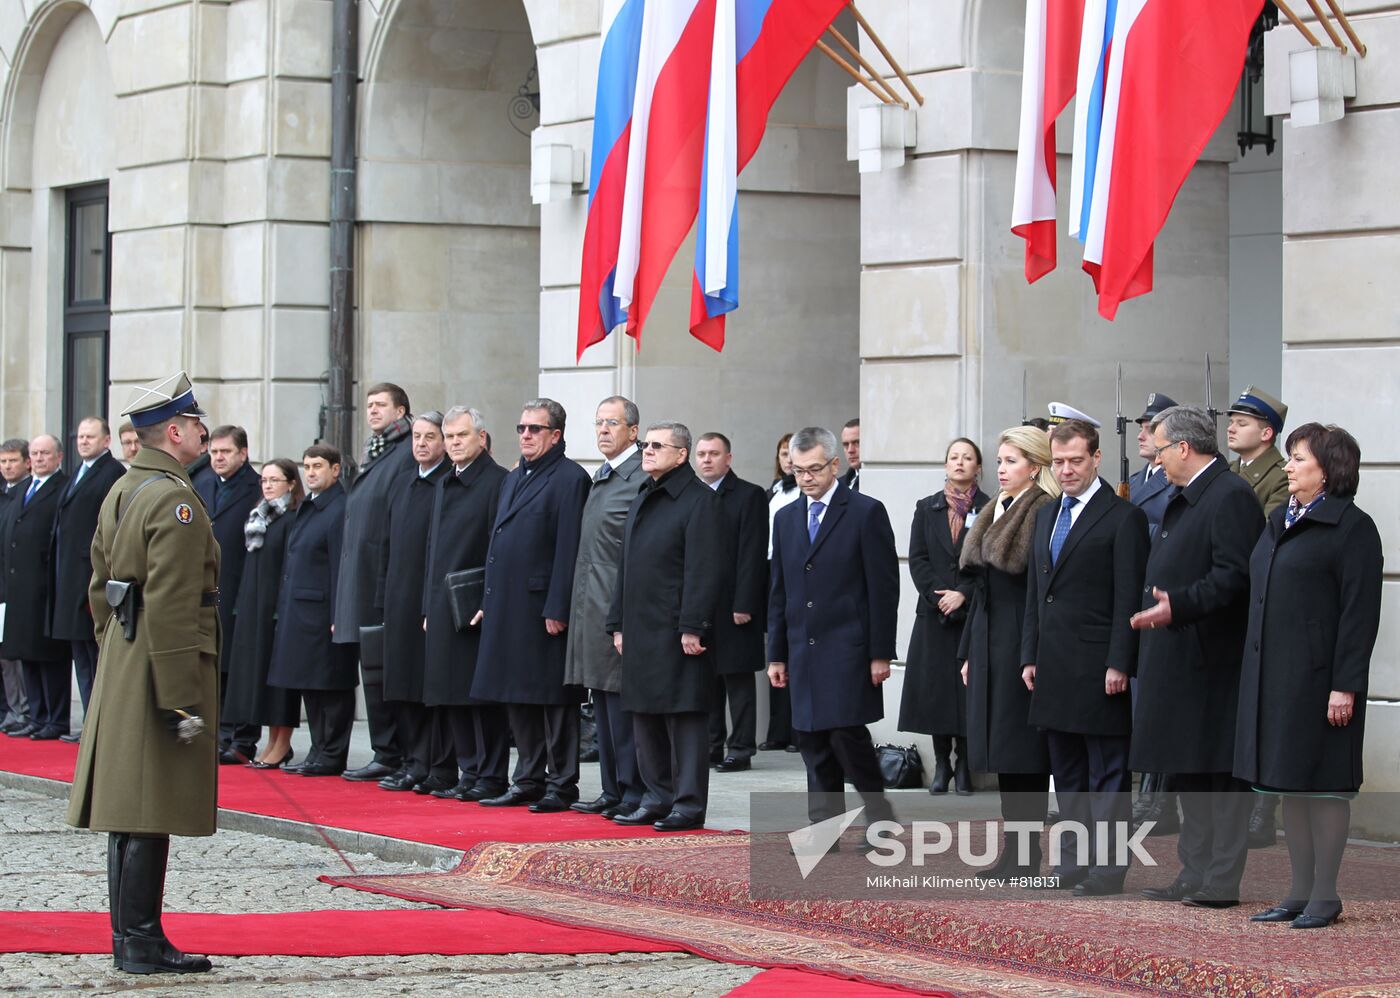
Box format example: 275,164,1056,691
944,437,982,467
1284,423,1361,499
843,418,860,430
598,395,639,427
1023,417,1050,431
366,382,410,414
118,421,135,437
1050,419,1100,454
698,432,731,453
79,416,111,436
0,438,28,458
136,420,176,447
209,425,249,450
303,443,342,467
522,397,566,433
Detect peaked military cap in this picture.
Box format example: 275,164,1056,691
1135,392,1179,425
1047,401,1101,428
1226,385,1287,436
120,371,208,429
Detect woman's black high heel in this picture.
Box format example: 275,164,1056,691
249,748,294,770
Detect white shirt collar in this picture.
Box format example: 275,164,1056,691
704,473,725,491
1069,476,1101,505
1184,457,1218,489
603,443,638,471
419,460,443,479
806,479,839,509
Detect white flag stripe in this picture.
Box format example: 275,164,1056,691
1011,0,1052,231
703,0,737,297
1083,0,1147,266
614,0,702,311
1068,0,1109,240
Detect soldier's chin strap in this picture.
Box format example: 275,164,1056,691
173,716,359,874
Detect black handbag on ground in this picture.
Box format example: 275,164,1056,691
358,625,385,668
876,743,924,789
445,567,486,632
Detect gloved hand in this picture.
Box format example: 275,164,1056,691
165,709,206,745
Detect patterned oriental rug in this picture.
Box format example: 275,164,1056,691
324,833,1400,998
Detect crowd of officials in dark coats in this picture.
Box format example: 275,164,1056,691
0,381,1383,925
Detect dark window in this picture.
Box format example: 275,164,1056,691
63,183,111,473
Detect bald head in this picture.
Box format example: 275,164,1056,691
28,434,62,477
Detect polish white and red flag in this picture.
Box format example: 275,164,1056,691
1010,0,1086,284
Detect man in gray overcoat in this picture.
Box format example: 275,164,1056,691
563,397,646,817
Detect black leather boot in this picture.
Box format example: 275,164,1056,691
1131,772,1159,825
107,833,129,968
927,736,953,794
952,738,973,796
117,836,212,975
1247,794,1278,849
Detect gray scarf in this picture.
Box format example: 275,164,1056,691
244,493,292,552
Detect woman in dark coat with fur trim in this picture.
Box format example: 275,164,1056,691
899,438,990,795
959,426,1058,876
1235,424,1383,929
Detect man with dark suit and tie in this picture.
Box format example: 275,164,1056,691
563,396,646,817
470,398,591,813
0,438,31,733
839,419,861,493
1,434,71,739
1131,405,1263,909
769,426,899,835
49,418,125,741
1022,419,1149,895
693,432,769,773
192,426,262,762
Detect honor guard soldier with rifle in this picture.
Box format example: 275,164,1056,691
66,372,221,976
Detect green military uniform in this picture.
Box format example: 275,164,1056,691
65,371,218,977
66,446,221,836
1230,449,1289,517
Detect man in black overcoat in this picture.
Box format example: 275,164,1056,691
191,426,262,762
471,398,590,812
769,427,899,830
268,445,357,775
422,407,510,801
333,383,417,782
1022,420,1149,895
375,414,451,794
49,418,124,737
0,438,31,732
2,434,70,738
607,422,724,831
693,433,768,773
1130,405,1264,909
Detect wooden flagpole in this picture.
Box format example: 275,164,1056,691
1272,0,1323,48
1322,0,1367,56
1303,0,1348,52
846,2,925,106
827,26,906,107
816,39,892,103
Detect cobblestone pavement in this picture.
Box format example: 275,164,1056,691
0,787,759,995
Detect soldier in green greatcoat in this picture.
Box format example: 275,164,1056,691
1226,385,1290,515
66,372,221,975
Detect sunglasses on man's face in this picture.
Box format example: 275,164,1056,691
640,441,681,452
516,424,553,436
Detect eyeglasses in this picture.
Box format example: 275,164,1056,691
516,423,554,436
792,463,833,478
594,418,625,428
1151,440,1183,457
640,441,681,452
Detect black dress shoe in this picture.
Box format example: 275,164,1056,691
715,756,751,772
1182,886,1239,909
1140,877,1200,902
784,744,800,753
1050,867,1090,891
379,771,422,791
298,763,346,777
653,812,704,832
600,803,632,819
430,779,471,800
218,748,244,765
59,731,82,743
611,807,665,825
7,722,38,737
571,795,621,814
1291,907,1342,929
758,740,789,751
1073,875,1125,897
30,727,63,741
528,793,572,813
465,783,506,802
1250,904,1307,923
414,775,458,795
480,786,544,807
342,762,397,782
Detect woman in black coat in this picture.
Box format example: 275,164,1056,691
959,426,1057,876
1234,424,1383,929
899,438,989,795
224,459,304,767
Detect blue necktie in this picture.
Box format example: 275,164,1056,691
23,479,38,506
594,463,611,483
1049,495,1078,566
808,500,824,543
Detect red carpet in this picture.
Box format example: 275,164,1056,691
0,736,717,850
727,968,934,996
0,909,683,957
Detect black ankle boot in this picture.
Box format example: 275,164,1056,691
117,836,212,975
107,833,130,968
928,736,953,794
1248,795,1278,848
952,738,973,796
1131,773,1160,824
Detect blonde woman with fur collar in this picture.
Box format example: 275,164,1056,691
958,426,1060,879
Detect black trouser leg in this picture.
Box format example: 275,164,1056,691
24,659,69,732
473,705,510,794
722,673,757,760
541,703,580,800
707,675,728,759
303,689,354,769
664,711,710,821
632,712,675,816
1176,772,1251,893
357,654,400,768
595,690,641,808
592,690,622,804
390,701,429,780
506,704,548,796
798,726,894,826
107,832,130,966
72,641,98,714
423,706,456,782
217,669,260,755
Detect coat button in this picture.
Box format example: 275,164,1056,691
808,638,816,645
1160,531,1167,538
806,601,813,608
486,587,492,595
488,556,494,563
805,564,812,572
1046,595,1054,604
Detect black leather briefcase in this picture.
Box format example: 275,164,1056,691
358,624,385,668
445,567,486,632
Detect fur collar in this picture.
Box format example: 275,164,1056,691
959,485,1053,575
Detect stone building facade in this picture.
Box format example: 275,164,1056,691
0,0,1393,825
